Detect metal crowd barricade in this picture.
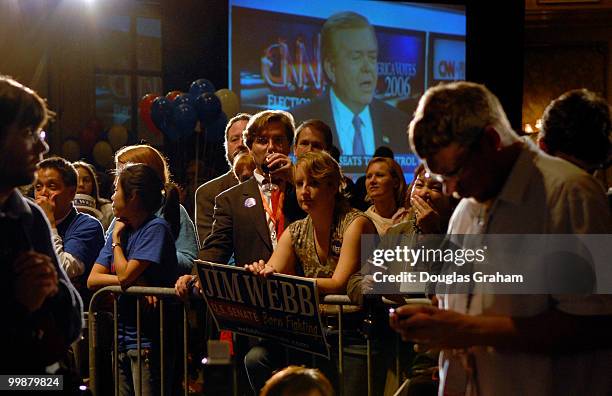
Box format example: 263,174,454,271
321,295,418,396
88,287,403,396
88,285,190,396
322,295,361,396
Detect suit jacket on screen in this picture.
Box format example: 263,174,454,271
291,93,412,154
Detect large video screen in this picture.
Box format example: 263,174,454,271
229,0,466,181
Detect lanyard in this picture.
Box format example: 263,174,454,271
259,190,285,242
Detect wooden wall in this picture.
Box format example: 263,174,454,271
524,0,612,127
0,1,96,153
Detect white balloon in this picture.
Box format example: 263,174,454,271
108,125,128,150
215,89,240,118
93,141,114,169
61,139,81,161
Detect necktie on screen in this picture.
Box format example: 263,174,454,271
352,114,365,155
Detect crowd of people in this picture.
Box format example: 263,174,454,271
2,65,612,396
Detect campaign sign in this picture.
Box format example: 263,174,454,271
195,261,330,359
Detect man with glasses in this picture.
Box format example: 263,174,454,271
193,110,305,393
0,76,82,374
199,109,304,266
389,82,612,395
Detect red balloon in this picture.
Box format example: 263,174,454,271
166,90,182,102
79,127,97,154
139,93,161,134
86,117,104,137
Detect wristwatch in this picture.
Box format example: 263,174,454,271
111,242,122,249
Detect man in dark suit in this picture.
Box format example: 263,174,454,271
291,11,410,155
194,113,251,246
199,110,304,265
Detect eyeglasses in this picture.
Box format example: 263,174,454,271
425,132,484,185
254,135,287,146
427,146,475,184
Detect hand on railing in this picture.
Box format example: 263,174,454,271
244,259,276,277
361,274,374,294
175,274,200,301
144,295,159,311
130,278,159,309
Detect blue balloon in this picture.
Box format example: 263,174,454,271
174,93,195,107
195,92,222,127
151,97,174,131
163,123,181,142
173,103,197,138
189,78,215,98
204,112,228,143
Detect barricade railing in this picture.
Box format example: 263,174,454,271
88,286,408,396
322,294,366,396
88,286,189,396
321,295,411,396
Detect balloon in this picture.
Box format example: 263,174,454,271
163,123,181,142
61,138,80,161
189,78,215,98
92,140,114,168
215,89,240,118
174,93,195,107
151,97,174,132
80,127,97,154
107,124,129,150
86,117,104,137
139,93,160,134
172,103,197,138
195,92,222,127
204,112,228,143
166,90,182,102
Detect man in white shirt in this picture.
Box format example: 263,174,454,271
390,81,612,396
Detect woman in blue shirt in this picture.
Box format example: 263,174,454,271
109,144,198,275
88,163,179,396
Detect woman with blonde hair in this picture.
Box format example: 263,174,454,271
245,151,376,393
248,150,375,292
112,144,198,275
364,157,409,235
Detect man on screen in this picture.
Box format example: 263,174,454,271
291,11,410,156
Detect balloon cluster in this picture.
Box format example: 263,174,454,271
61,118,128,169
139,79,240,142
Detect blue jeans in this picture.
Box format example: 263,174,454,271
117,349,160,396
